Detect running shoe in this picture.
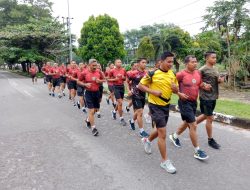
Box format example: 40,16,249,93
106,98,110,105
169,134,181,148
97,113,101,118
52,93,55,97
92,128,99,136
129,119,135,130
77,101,81,109
85,120,91,129
126,106,130,113
141,137,152,154
208,138,221,149
160,160,176,174
140,131,149,138
120,118,127,126
111,111,116,120
112,103,116,109
58,94,62,98
194,149,209,160
82,107,87,113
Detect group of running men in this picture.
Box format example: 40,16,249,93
35,50,223,174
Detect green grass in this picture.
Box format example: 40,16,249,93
170,94,250,119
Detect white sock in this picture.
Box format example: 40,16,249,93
194,146,200,153
173,132,178,139
96,111,100,115
120,117,123,121
130,119,135,123
113,110,116,113
139,128,144,133
86,117,89,122
82,107,86,110
91,125,95,130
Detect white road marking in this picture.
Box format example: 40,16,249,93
8,79,34,98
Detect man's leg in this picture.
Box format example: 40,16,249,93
157,127,167,162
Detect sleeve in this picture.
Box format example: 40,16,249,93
78,72,85,82
100,71,105,79
140,72,152,86
109,70,113,78
176,71,183,83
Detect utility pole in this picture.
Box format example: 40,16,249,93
67,0,73,63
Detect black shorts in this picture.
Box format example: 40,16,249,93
68,80,77,90
52,78,61,87
77,85,85,96
132,96,145,110
85,90,100,109
200,99,216,116
60,76,66,84
46,75,52,83
113,85,125,100
31,74,36,79
149,103,169,128
178,100,197,123
108,85,114,93
99,85,103,100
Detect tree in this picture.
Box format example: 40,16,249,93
136,36,154,60
78,14,125,67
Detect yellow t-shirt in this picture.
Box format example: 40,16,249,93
140,69,178,106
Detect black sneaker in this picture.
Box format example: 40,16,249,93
120,118,127,126
58,95,62,98
126,106,130,113
77,101,81,109
52,93,55,97
97,113,101,118
49,93,52,96
208,138,220,149
63,92,66,96
92,128,99,136
106,98,110,105
129,119,135,130
82,108,87,113
85,120,91,129
111,111,116,120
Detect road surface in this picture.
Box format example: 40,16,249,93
0,70,249,190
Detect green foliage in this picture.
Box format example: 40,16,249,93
78,14,125,67
136,36,154,60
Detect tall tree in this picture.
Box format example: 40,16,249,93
136,36,154,60
78,14,125,67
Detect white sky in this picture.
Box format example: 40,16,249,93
51,0,217,39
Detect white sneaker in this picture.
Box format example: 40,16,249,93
160,160,176,174
141,138,152,154
144,113,151,124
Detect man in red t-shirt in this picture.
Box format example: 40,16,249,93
105,63,116,108
169,55,210,160
42,62,53,95
108,59,127,126
77,59,106,136
125,61,138,113
50,63,62,98
66,61,78,106
29,64,38,84
59,63,67,96
127,58,149,138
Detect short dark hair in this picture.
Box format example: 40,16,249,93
137,57,147,63
204,51,216,59
184,55,196,64
160,51,174,61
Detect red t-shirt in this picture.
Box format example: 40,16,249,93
50,66,61,79
176,70,202,101
109,68,126,86
79,69,104,91
67,67,78,81
59,66,66,76
42,65,51,75
105,70,113,86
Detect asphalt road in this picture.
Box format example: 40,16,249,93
0,70,250,190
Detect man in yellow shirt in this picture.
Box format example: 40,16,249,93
138,51,182,174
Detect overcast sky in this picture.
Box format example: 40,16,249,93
51,0,217,39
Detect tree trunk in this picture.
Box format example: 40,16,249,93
21,62,27,72
226,27,231,57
